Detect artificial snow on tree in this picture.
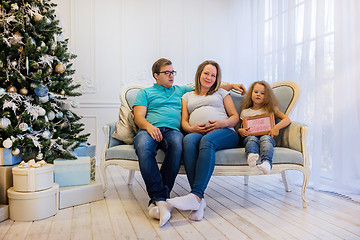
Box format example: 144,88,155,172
0,0,89,163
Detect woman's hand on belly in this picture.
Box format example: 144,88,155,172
188,123,207,134
204,120,227,133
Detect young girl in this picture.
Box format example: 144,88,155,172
238,81,291,174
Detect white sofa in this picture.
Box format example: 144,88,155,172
100,81,310,207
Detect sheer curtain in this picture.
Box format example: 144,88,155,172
253,0,360,200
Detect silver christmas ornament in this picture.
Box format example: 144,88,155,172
19,122,29,131
36,152,44,160
3,138,13,148
0,117,11,129
61,102,71,110
38,107,46,116
39,95,49,103
47,111,55,121
42,130,51,139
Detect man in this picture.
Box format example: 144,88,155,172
133,58,245,227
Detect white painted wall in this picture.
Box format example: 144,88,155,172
52,0,256,163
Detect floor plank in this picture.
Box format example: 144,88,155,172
109,167,160,240
104,166,138,240
71,204,92,240
25,216,53,240
47,206,72,240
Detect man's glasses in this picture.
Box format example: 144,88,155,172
158,71,177,76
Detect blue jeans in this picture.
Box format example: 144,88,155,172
183,128,239,199
134,127,183,205
244,135,275,167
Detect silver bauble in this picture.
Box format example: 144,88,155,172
39,95,49,103
19,122,29,131
3,138,13,148
0,117,11,129
38,107,46,116
47,111,55,121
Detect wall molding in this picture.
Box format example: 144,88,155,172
78,101,120,109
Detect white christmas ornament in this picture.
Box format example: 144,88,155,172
39,95,49,103
61,102,71,110
36,152,44,160
42,130,51,139
11,3,19,10
3,138,13,148
47,111,55,121
19,122,29,131
38,107,46,116
0,117,11,129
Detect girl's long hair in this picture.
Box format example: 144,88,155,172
194,60,222,95
241,81,279,113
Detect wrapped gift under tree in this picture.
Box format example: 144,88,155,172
72,143,96,181
0,148,21,166
0,165,16,204
54,156,91,187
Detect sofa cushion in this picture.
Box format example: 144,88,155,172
112,105,137,144
105,145,304,166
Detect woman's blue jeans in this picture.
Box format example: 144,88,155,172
183,128,239,199
134,127,183,205
244,135,275,167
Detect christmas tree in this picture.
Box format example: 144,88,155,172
0,0,89,163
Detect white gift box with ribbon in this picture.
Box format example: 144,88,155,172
7,183,59,221
12,160,54,192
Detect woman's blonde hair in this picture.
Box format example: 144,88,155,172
194,60,222,95
241,81,279,113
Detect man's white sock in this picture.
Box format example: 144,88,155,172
156,201,172,227
189,198,206,221
148,203,160,220
166,193,200,211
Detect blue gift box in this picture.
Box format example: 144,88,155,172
54,157,90,187
0,148,21,166
72,144,95,157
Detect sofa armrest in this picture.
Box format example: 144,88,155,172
280,122,308,153
102,122,124,149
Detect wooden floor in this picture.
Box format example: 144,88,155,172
1,165,360,240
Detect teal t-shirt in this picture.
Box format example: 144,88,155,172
133,84,193,131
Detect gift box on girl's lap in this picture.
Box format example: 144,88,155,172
54,157,90,187
0,148,21,166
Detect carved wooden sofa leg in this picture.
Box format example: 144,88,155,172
281,171,291,192
244,176,249,185
128,170,135,186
